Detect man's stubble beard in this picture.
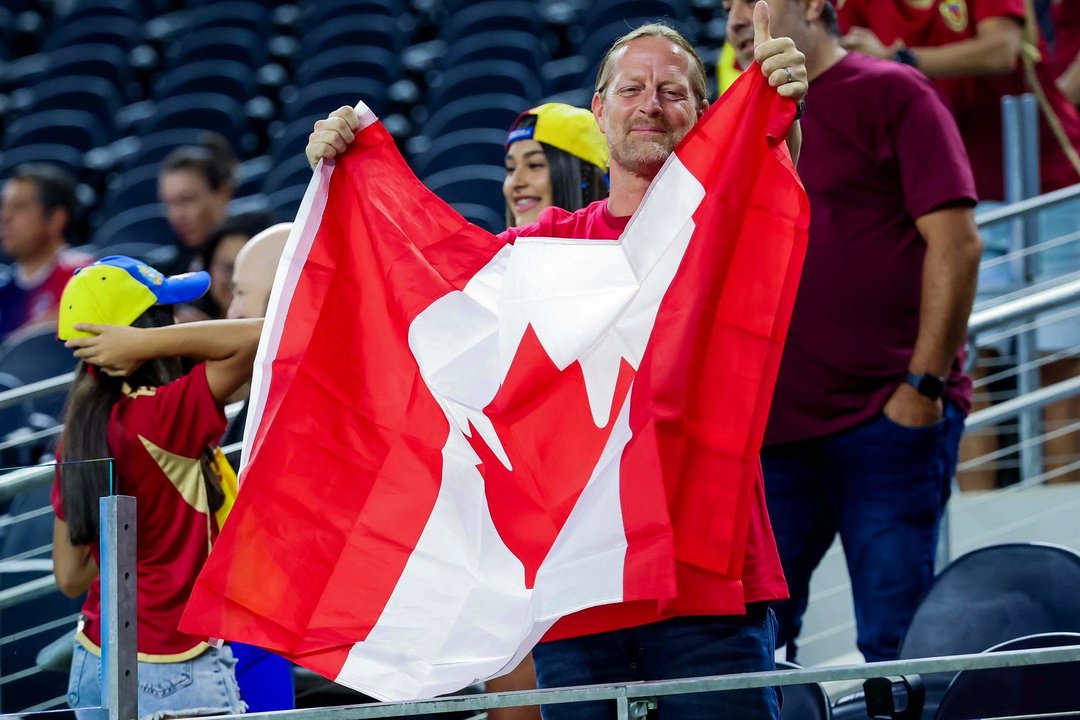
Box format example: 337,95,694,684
610,128,686,178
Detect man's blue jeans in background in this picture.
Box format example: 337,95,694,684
531,607,780,720
761,402,965,663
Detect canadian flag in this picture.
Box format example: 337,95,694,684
181,67,808,701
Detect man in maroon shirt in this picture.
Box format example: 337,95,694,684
727,0,983,662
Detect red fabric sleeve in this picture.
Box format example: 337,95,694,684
971,0,1025,25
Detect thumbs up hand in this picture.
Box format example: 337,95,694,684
752,0,808,101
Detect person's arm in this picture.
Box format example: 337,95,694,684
842,17,1023,78
882,206,982,426
1058,50,1080,106
752,0,807,163
52,518,99,598
306,106,362,169
786,119,802,165
64,319,264,404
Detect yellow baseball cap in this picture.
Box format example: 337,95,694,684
58,256,210,340
506,103,609,172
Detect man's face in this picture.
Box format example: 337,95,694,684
0,179,52,261
158,169,229,249
227,253,271,319
592,36,702,179
726,0,805,70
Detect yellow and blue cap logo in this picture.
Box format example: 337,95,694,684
58,256,210,340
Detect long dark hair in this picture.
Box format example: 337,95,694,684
59,306,224,545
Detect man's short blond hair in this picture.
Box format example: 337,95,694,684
594,24,709,111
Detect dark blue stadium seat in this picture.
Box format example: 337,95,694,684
425,165,504,211
176,1,272,37
3,110,109,153
424,94,529,138
139,94,247,152
0,371,28,441
934,632,1080,720
451,202,505,235
438,1,543,40
442,31,550,74
261,154,314,196
95,241,181,271
580,18,698,66
427,61,542,111
91,204,178,249
266,184,307,223
155,61,257,103
0,324,78,419
234,155,274,198
24,76,122,130
43,16,143,51
64,0,147,24
775,661,832,720
120,128,206,171
166,28,268,71
833,543,1080,720
299,16,406,57
412,128,507,179
541,55,592,97
0,144,84,180
296,47,403,89
580,0,692,28
102,165,162,218
268,116,324,163
300,0,408,28
43,44,135,99
282,78,387,124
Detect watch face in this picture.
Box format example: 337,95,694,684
908,372,945,399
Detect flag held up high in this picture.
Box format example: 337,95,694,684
180,66,809,701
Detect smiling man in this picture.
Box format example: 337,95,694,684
305,5,807,717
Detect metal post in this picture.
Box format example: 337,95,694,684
616,697,654,720
1017,93,1044,482
100,495,137,720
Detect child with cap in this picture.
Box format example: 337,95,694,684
51,255,262,720
503,103,610,228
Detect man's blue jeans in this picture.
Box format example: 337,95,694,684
531,607,780,719
761,402,965,663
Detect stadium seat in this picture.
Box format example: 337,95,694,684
295,46,404,89
154,60,257,103
438,1,544,40
139,94,248,152
43,44,135,98
451,202,505,234
579,18,698,66
102,165,162,217
63,0,147,24
0,144,84,180
425,165,505,211
120,128,207,171
540,55,592,97
234,155,274,198
282,78,387,124
411,128,507,178
300,0,408,28
833,543,1080,720
0,324,78,419
165,28,268,71
427,61,542,107
0,371,28,441
266,184,307,223
261,154,314,196
91,203,178,249
424,94,530,138
23,76,122,130
776,661,832,720
935,632,1080,719
174,1,272,37
268,116,324,163
43,16,143,52
95,241,181,271
580,0,692,28
3,110,109,153
442,30,550,74
299,16,406,57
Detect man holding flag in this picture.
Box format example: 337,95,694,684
182,3,808,718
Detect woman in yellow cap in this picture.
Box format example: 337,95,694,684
50,255,262,720
502,102,610,228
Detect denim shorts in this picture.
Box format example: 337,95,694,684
67,640,246,720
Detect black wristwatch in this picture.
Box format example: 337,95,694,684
905,371,945,400
893,46,919,69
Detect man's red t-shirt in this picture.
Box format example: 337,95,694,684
53,364,227,661
0,247,92,342
500,201,789,641
839,0,1080,200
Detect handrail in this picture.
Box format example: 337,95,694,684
0,372,75,410
974,182,1080,228
194,645,1080,720
968,276,1080,335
